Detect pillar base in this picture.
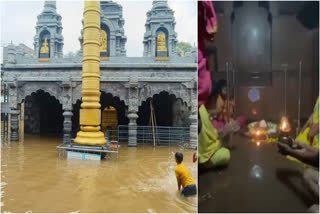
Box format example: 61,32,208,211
74,131,107,146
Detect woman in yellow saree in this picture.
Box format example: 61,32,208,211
288,97,319,164
296,97,319,149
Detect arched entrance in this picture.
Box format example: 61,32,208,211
72,92,128,138
101,106,118,140
24,90,63,135
137,91,190,127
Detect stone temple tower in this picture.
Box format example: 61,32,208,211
143,0,177,59
33,0,63,61
79,1,127,58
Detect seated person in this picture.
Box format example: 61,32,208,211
174,152,197,197
277,141,319,213
198,82,239,169
287,97,319,164
212,79,246,132
296,97,319,149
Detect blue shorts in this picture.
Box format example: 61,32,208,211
181,184,197,196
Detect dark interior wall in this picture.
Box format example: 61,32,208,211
71,92,128,137
24,90,63,135
209,1,319,123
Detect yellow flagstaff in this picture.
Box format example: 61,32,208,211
74,1,106,145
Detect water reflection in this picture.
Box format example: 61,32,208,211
1,135,197,213
250,164,263,179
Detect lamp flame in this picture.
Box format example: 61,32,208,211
256,130,261,136
280,116,291,132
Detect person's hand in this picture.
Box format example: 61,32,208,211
277,142,295,156
277,141,318,158
193,152,197,163
308,123,319,141
224,119,240,134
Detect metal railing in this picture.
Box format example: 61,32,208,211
117,125,190,146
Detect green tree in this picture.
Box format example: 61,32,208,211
176,41,193,57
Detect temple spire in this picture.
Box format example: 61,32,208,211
43,0,56,13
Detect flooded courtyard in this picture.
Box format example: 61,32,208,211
1,135,197,213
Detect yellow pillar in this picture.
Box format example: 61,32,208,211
74,1,106,145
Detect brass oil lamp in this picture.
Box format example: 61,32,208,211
253,127,268,146
278,116,293,146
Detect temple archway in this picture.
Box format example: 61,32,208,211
24,90,63,135
137,91,190,127
72,92,128,137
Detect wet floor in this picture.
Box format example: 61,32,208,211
1,135,197,213
198,134,317,213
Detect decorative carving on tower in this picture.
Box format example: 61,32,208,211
79,1,127,58
34,0,64,61
143,0,178,60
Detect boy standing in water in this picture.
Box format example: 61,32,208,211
174,152,197,196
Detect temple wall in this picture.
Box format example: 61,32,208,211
210,5,319,123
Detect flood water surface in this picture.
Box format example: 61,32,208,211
1,135,197,213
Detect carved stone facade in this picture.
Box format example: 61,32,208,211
2,63,197,147
33,1,64,58
1,0,197,148
143,0,178,57
79,1,127,56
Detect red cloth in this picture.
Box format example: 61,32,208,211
198,1,218,107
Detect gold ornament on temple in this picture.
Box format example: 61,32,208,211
157,32,167,52
100,30,107,52
40,37,49,53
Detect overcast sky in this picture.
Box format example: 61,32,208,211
0,0,197,57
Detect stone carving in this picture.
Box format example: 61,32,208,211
128,87,139,113
8,82,18,109
100,82,128,106
143,1,177,57
139,83,190,105
72,83,82,104
17,82,63,105
34,1,63,58
2,0,197,147
62,82,72,111
79,1,127,56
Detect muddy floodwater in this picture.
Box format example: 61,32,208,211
1,135,197,213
